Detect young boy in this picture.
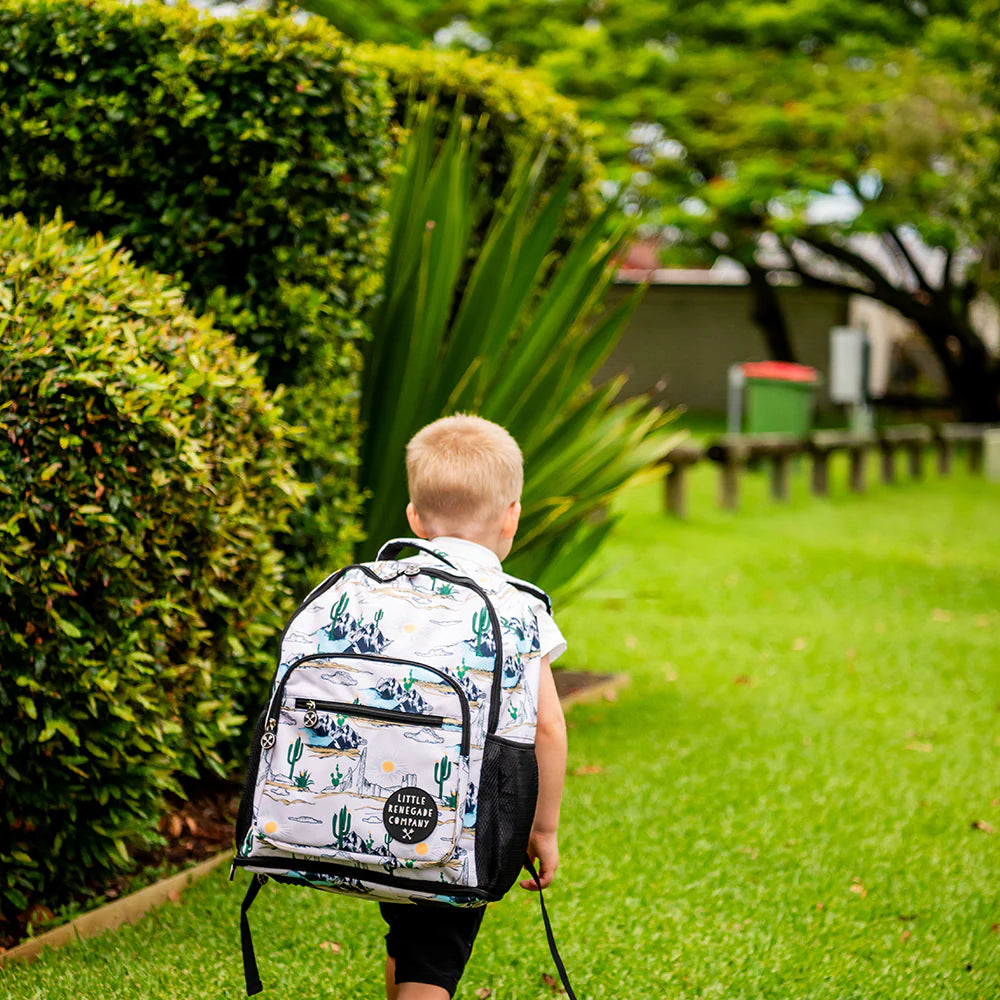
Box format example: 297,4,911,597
380,414,569,1000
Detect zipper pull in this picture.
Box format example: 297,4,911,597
303,700,318,729
261,717,277,750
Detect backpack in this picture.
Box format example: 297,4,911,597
232,539,576,997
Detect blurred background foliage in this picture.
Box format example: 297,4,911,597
290,0,1000,418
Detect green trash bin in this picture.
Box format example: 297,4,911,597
740,361,821,435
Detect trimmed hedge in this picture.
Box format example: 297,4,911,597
359,43,605,247
0,213,304,917
0,0,395,582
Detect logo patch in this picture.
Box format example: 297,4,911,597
383,787,438,843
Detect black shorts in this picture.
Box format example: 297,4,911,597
380,902,487,997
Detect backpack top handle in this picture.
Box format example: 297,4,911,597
376,537,458,569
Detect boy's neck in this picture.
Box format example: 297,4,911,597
406,500,519,563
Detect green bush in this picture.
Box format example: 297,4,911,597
0,0,395,582
357,43,605,247
0,214,304,917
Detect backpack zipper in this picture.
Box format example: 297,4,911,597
266,651,471,756
293,698,447,728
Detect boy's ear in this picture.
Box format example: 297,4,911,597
501,501,521,540
406,502,428,539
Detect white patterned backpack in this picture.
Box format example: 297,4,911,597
232,539,576,997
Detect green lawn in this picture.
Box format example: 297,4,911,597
3,463,998,999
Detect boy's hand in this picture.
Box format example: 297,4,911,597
520,830,559,891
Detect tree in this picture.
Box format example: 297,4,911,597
280,0,998,414
429,0,999,418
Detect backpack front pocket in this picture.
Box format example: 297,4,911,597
254,654,469,870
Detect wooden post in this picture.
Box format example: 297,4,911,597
811,450,830,496
663,442,704,518
848,446,866,492
770,454,791,501
707,437,747,511
720,456,741,510
936,436,952,476
665,465,686,517
880,442,896,484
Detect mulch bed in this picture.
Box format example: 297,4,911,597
552,668,619,702
1,667,612,954
0,780,240,954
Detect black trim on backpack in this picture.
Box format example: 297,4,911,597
375,537,458,568
232,855,494,899
474,735,538,898
505,577,554,616
235,710,268,851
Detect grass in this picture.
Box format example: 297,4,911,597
3,461,998,998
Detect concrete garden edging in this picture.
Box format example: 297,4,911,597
0,849,233,969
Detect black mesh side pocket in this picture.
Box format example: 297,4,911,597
475,734,538,900
235,710,268,851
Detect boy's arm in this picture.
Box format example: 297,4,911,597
520,654,567,891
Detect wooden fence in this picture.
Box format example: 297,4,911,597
663,423,994,515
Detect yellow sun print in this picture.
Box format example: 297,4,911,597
415,843,429,856
382,760,395,773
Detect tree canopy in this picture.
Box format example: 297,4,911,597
292,0,999,416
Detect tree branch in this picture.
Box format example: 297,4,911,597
879,231,913,289
885,227,935,294
774,236,862,296
796,233,923,321
941,246,955,297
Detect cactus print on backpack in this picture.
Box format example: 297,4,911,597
234,537,561,910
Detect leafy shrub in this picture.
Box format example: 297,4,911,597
0,0,395,583
357,43,605,248
360,109,680,601
0,214,304,917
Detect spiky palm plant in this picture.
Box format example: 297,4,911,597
359,105,681,601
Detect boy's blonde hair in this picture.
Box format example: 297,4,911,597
406,414,523,529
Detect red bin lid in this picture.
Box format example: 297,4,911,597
741,361,819,383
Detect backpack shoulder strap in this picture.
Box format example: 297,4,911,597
502,573,554,616
524,857,578,999
376,537,457,569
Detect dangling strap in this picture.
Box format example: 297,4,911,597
376,537,457,568
525,857,578,1000
240,875,266,996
